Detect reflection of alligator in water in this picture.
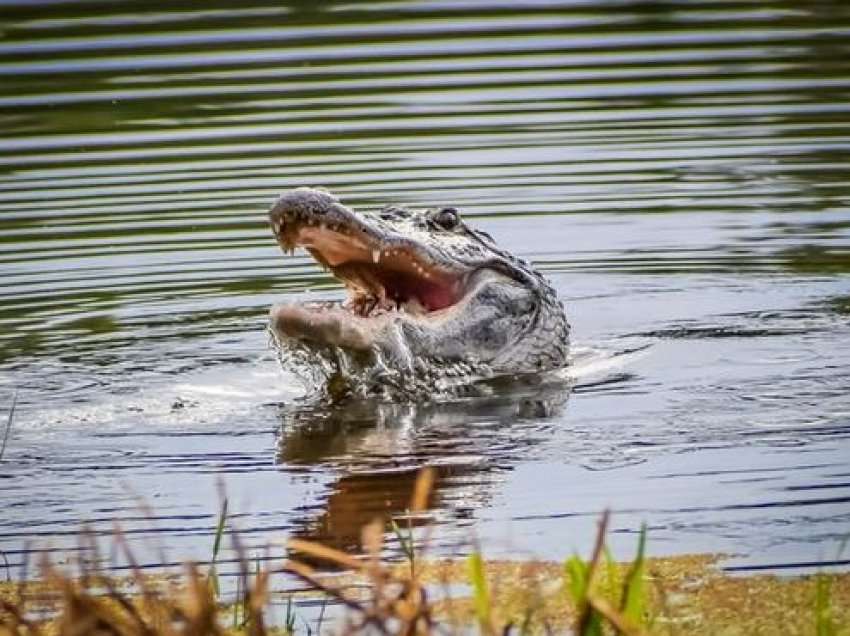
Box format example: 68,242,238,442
275,376,571,552
267,187,570,397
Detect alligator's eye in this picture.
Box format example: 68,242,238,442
433,207,460,230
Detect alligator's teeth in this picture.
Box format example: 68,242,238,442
372,249,381,264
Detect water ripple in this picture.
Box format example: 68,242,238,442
0,0,849,574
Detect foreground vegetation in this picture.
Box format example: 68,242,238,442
1,470,848,635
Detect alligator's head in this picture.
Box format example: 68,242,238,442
268,187,569,396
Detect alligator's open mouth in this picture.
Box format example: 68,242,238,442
283,222,466,316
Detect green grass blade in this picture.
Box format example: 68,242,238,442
815,573,834,636
0,390,18,463
285,594,296,634
467,551,492,632
208,497,228,599
316,597,327,635
603,545,620,606
212,497,228,563
564,555,603,636
390,514,416,576
621,523,648,626
565,554,589,605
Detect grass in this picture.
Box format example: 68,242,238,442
467,550,493,635
817,573,835,636
208,497,229,600
562,512,648,636
0,392,17,596
389,518,416,580
0,390,17,463
1,468,849,635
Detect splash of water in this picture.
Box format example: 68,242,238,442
271,328,494,401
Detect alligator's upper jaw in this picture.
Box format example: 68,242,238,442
268,190,469,350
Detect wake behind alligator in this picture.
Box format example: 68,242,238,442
267,187,570,398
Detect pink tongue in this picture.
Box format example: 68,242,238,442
417,281,457,311
375,268,459,312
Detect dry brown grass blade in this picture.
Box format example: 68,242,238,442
284,530,438,636
38,525,238,636
410,467,435,513
395,582,435,636
587,510,610,587
286,539,365,572
281,559,368,615
285,556,393,636
181,564,223,636
111,522,165,620
72,528,155,635
362,518,387,620
97,573,157,636
46,566,138,636
247,569,270,636
575,509,610,635
587,595,649,636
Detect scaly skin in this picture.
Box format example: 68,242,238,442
267,187,569,396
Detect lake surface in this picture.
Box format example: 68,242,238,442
1,0,850,587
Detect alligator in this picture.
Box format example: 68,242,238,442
267,187,570,397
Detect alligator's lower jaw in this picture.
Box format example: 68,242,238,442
270,301,391,351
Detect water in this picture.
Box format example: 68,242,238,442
1,0,850,584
